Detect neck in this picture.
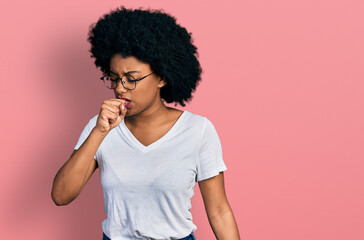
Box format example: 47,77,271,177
125,99,171,128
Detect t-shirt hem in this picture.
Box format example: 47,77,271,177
73,147,97,160
197,165,227,181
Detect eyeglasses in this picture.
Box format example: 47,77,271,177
100,72,154,90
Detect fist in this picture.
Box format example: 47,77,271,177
95,99,128,133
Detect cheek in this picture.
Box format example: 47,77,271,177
131,87,152,106
137,82,160,98
128,80,161,107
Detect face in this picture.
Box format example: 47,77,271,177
109,53,166,116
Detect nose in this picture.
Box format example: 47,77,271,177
115,79,128,92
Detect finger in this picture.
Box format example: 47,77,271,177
119,103,128,116
102,104,120,115
103,99,126,107
116,105,127,122
101,110,119,122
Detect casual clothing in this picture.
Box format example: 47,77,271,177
75,110,227,240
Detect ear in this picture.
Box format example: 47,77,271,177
158,77,167,88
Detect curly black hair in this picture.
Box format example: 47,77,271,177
87,6,202,107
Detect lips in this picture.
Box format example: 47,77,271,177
119,97,131,108
119,97,131,102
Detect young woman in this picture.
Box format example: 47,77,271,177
51,6,240,240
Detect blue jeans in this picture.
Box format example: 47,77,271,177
102,232,196,240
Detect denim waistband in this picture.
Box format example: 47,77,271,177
102,232,196,240
179,232,196,240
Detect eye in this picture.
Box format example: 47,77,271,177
125,75,137,82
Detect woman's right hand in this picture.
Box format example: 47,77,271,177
52,99,127,205
95,99,128,134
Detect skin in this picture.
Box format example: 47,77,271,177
108,53,182,146
51,53,240,239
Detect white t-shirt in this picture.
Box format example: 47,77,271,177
74,110,227,240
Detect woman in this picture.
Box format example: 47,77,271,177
51,6,240,240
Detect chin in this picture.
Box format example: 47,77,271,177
125,110,136,117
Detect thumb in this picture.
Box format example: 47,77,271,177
119,103,127,118
112,104,126,128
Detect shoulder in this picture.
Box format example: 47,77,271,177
185,111,222,141
182,110,215,134
166,107,206,125
182,110,207,123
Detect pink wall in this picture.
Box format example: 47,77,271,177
1,0,363,239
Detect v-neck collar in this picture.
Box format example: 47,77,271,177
120,110,188,152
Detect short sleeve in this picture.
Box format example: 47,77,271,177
196,118,227,181
74,115,99,159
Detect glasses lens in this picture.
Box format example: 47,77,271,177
122,75,136,90
102,75,115,89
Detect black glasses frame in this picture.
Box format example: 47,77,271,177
100,72,154,90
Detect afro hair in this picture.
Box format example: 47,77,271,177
87,6,202,107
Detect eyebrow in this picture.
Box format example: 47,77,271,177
109,70,140,76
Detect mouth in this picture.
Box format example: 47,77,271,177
119,97,131,102
119,97,132,108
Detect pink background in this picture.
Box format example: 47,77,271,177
1,0,363,239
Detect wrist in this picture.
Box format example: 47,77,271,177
91,126,109,138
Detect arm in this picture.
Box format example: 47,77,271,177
198,172,240,240
51,128,106,206
51,98,128,206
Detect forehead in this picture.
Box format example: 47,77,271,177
109,54,151,73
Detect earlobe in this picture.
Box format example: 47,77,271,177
159,77,167,87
